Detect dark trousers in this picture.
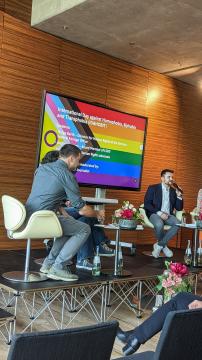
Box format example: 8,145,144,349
65,208,108,262
134,292,202,343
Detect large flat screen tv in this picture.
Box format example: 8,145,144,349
37,91,147,191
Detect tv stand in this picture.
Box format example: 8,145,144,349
82,197,118,205
82,188,136,255
82,188,118,206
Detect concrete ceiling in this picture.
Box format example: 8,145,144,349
31,0,202,87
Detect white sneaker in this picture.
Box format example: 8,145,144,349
152,243,163,258
162,246,173,258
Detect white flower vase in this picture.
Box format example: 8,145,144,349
196,220,202,228
118,219,137,229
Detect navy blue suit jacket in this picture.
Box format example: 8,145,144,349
144,183,183,218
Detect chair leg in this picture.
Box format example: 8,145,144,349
2,238,48,283
24,238,31,281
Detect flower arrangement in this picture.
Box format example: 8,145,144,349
114,201,144,224
193,210,202,221
194,211,202,228
156,261,192,302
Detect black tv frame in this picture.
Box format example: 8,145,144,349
36,90,148,191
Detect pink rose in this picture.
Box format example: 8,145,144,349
174,276,182,285
122,209,133,219
166,288,175,296
115,209,123,218
162,279,170,288
162,278,175,288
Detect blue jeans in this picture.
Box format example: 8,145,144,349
149,214,179,247
65,208,108,262
45,215,90,269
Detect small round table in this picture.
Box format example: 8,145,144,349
177,223,202,267
95,223,143,277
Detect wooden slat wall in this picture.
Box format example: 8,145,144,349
0,1,4,12
176,82,202,247
0,0,32,23
59,42,110,104
105,61,148,244
0,11,3,55
0,11,202,249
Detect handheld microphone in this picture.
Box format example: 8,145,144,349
170,181,183,194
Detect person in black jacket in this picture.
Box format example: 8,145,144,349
117,292,202,356
144,169,183,258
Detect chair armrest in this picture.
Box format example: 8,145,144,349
139,207,154,228
175,210,184,222
190,207,198,222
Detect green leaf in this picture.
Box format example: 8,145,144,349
156,284,163,291
165,260,171,269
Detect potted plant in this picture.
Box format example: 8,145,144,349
113,201,144,229
156,261,192,303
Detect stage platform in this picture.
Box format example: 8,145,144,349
0,246,192,290
0,246,199,340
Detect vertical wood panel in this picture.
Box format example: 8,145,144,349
0,13,202,249
177,83,202,204
0,11,3,56
176,83,202,248
59,42,110,104
144,72,181,185
3,0,32,23
106,60,148,116
142,72,182,245
104,60,148,244
2,15,61,73
0,14,61,248
0,2,5,11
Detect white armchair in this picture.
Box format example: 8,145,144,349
190,190,202,223
190,207,197,223
139,204,183,228
1,195,62,282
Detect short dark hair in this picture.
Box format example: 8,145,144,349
41,150,59,164
60,144,81,158
161,169,174,177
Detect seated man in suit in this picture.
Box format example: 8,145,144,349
144,169,183,258
116,292,202,355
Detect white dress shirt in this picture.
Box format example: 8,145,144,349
157,183,170,216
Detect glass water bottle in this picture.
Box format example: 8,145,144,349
197,240,202,267
118,245,123,274
184,240,192,266
92,246,101,276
